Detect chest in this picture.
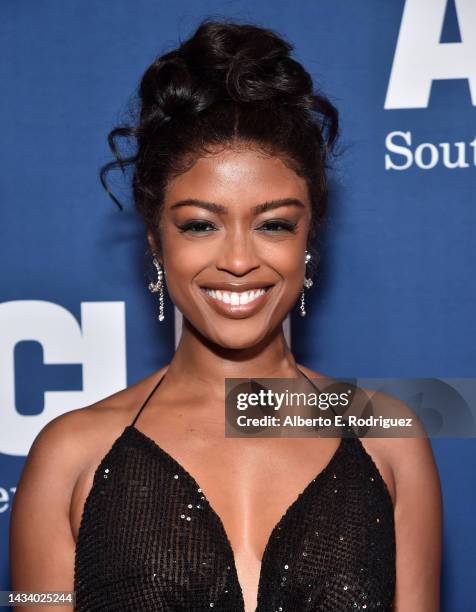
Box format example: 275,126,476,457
73,428,396,611
72,428,341,546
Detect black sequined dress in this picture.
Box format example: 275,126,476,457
74,367,395,611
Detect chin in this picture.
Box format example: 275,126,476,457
206,323,275,351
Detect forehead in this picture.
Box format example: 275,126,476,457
164,146,309,209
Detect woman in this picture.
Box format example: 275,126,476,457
10,18,442,611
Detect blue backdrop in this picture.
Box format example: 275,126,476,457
1,1,475,610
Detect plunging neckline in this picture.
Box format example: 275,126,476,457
124,422,347,610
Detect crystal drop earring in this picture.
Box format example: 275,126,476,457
300,250,313,317
148,255,165,322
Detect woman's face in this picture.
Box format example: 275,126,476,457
148,144,312,349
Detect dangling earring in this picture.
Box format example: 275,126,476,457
148,255,165,322
300,250,313,317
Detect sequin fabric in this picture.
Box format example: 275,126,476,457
74,370,396,611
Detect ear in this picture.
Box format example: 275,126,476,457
147,230,161,258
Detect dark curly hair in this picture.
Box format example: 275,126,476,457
100,18,340,276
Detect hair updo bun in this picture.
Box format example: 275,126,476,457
100,18,340,273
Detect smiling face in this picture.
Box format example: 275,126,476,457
148,143,312,349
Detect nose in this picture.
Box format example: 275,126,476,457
215,225,260,277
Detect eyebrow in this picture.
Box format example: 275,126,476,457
169,197,306,215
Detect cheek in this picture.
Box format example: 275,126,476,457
265,242,306,280
272,254,304,293
159,234,210,306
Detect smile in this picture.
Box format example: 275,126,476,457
201,287,270,305
198,285,274,319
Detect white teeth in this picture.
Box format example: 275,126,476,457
203,287,268,305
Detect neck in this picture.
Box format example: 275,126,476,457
162,317,302,402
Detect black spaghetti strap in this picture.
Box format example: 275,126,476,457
296,366,356,437
130,370,168,427
296,365,340,419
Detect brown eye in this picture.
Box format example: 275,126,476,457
259,220,297,233
178,221,217,234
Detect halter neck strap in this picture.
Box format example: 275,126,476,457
130,370,168,427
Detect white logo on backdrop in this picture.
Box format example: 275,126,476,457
385,0,476,109
0,486,16,513
0,301,127,456
385,130,476,170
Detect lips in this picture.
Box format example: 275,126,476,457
198,284,275,319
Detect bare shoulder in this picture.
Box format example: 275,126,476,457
59,366,164,450
350,385,439,498
359,393,442,608
298,364,432,468
15,365,169,499
9,367,169,594
356,388,436,478
296,364,440,505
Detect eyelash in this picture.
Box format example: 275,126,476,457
177,220,298,234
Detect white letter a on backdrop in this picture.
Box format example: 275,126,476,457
385,0,476,109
